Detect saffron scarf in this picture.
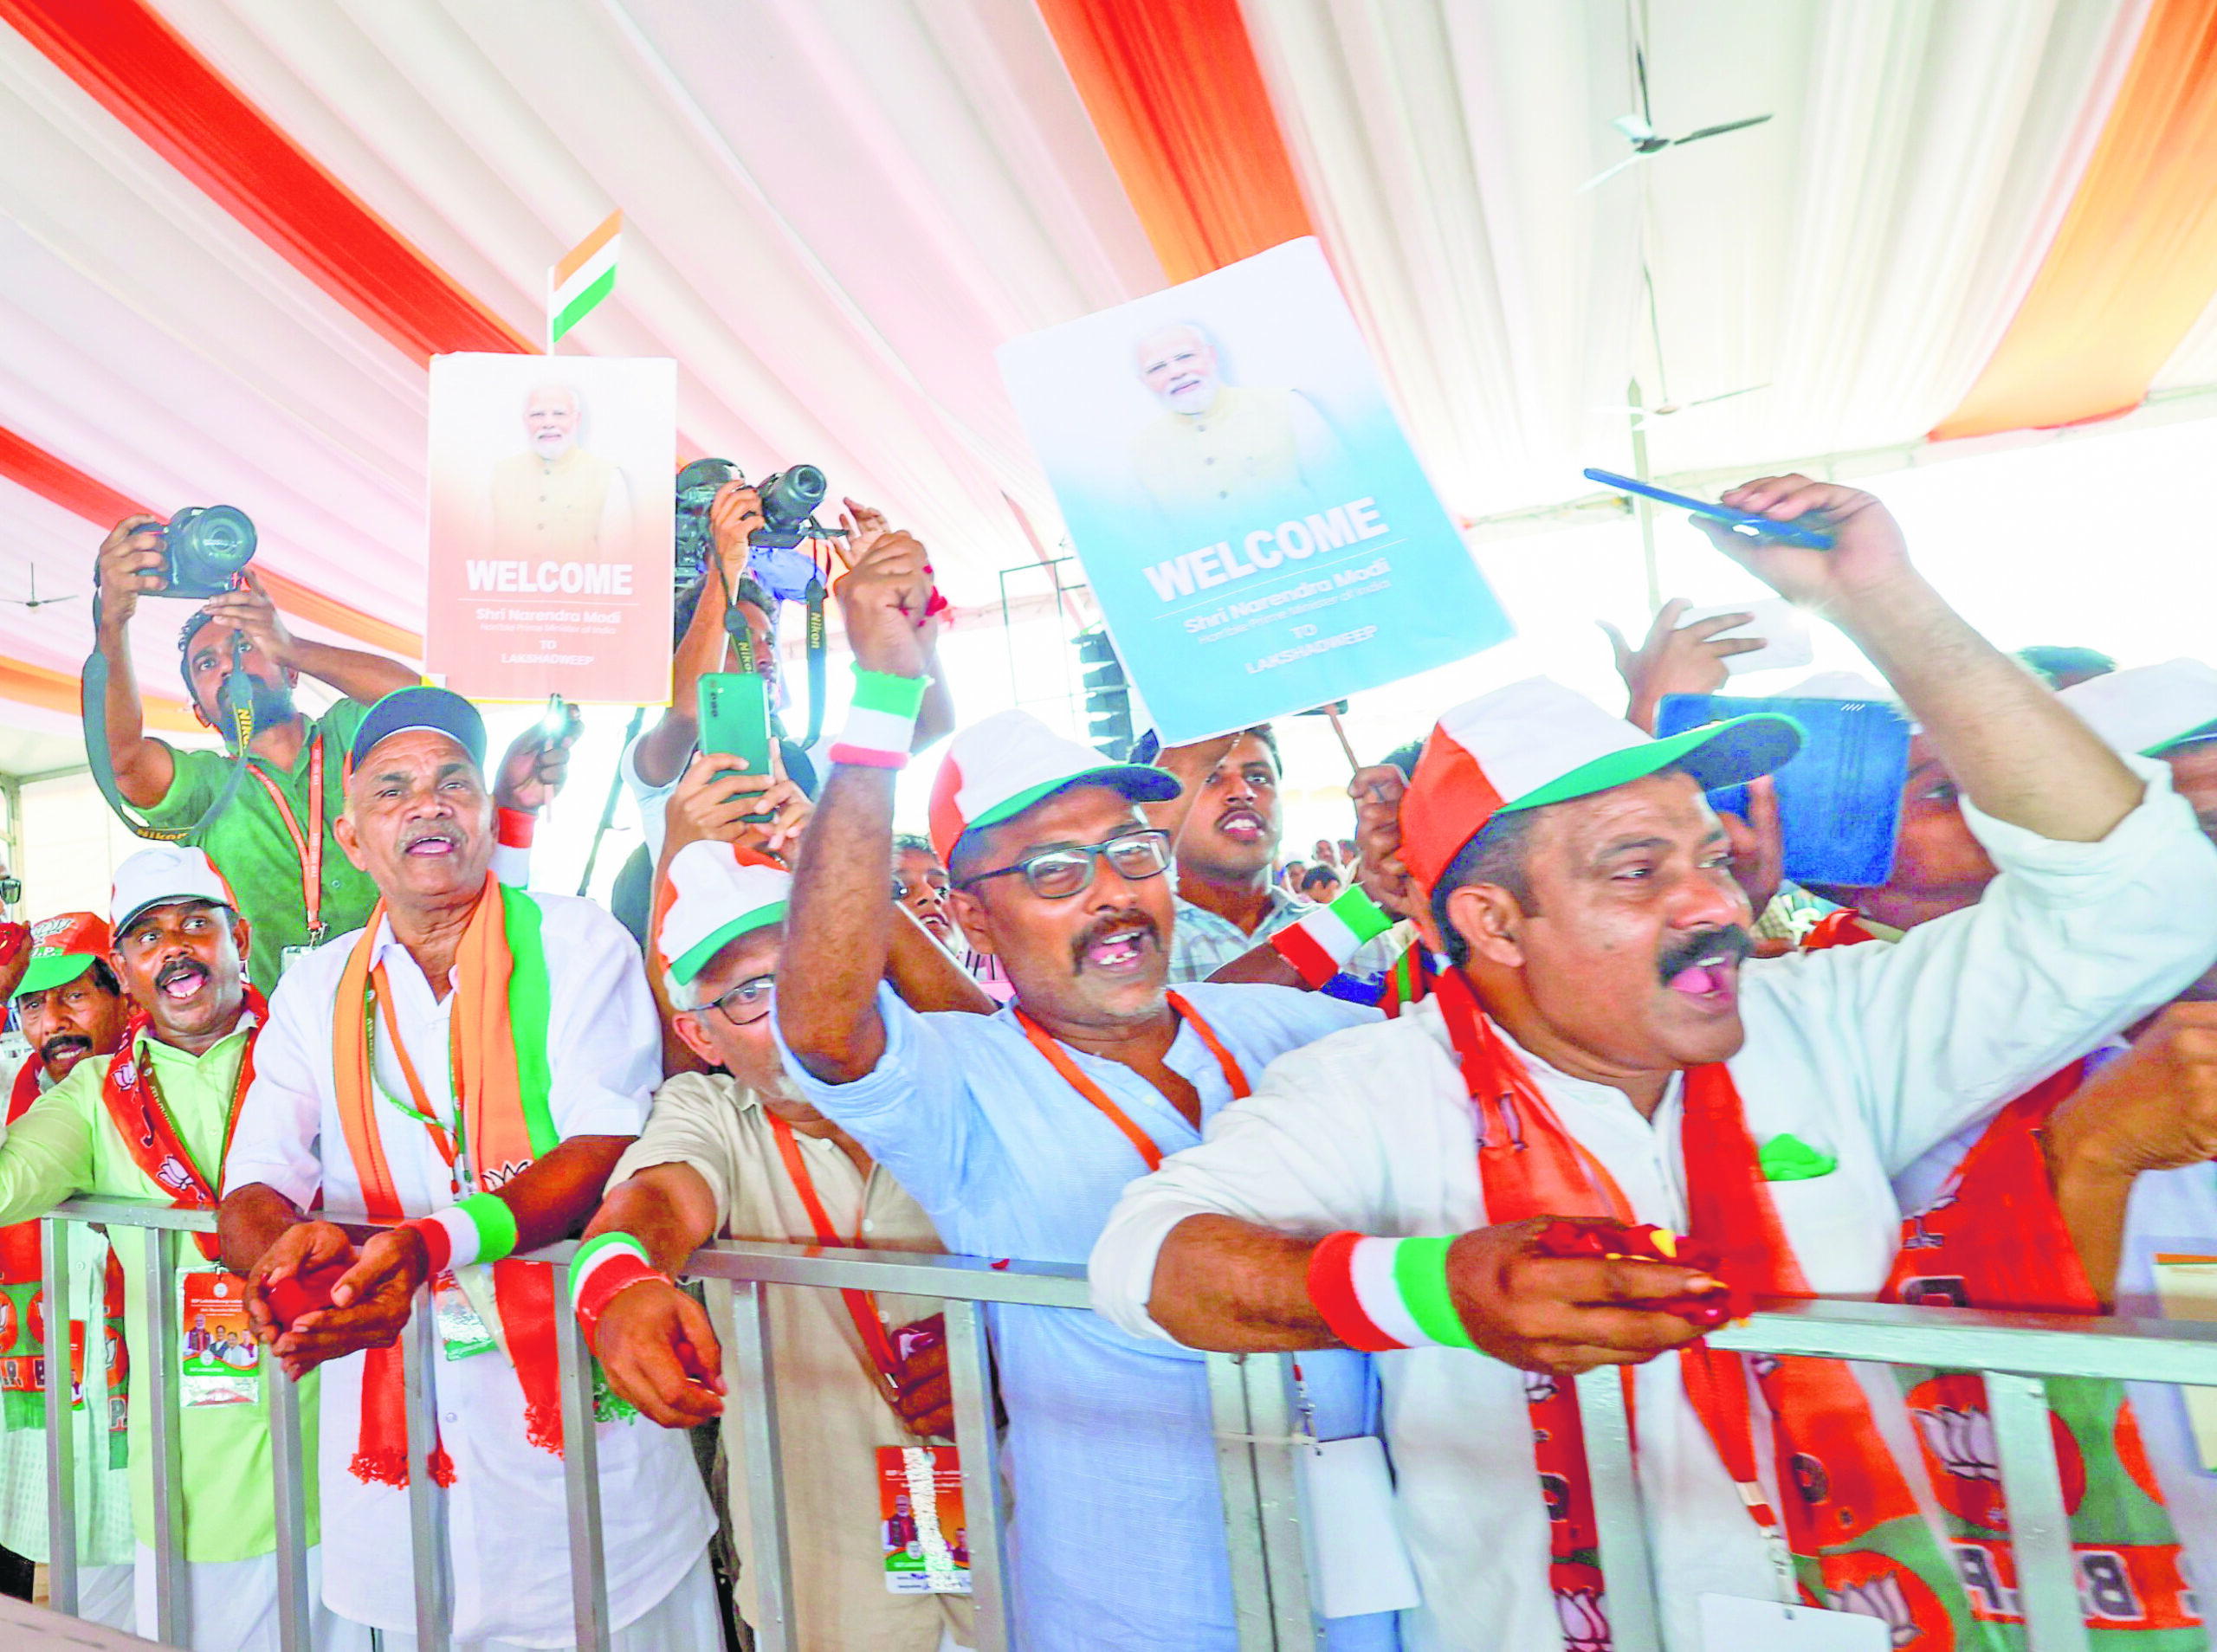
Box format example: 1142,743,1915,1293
1432,969,1977,1648
1884,1074,2204,1649
1,1062,126,1449
100,995,267,1263
332,876,561,1487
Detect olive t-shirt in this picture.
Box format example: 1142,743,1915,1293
140,702,378,993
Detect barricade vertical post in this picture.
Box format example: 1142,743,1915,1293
1573,1366,1661,1652
728,1276,796,1652
1986,1373,2091,1652
143,1224,188,1647
39,1216,75,1616
553,1259,611,1652
1207,1352,1277,1649
402,1281,451,1652
943,1300,1011,1651
266,1349,313,1652
1246,1355,1321,1650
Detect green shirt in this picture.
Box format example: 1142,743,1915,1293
142,700,379,995
0,1029,320,1562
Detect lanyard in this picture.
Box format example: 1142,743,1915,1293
367,969,463,1190
126,1033,253,1263
1012,990,1249,1172
766,1112,907,1402
248,735,326,943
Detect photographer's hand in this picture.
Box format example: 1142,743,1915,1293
709,482,766,590
94,515,169,635
198,570,300,673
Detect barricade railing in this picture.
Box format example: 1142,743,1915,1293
34,1196,2217,1652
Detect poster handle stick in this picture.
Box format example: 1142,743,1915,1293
1323,705,1360,773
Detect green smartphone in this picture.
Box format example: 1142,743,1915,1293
696,671,776,822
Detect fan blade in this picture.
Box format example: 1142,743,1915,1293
1681,384,1768,409
1579,153,1647,192
1610,112,1655,143
1671,114,1774,146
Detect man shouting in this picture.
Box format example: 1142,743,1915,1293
220,687,716,1651
1089,477,2217,1651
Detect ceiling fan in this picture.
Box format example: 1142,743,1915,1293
1580,44,1773,191
0,566,78,611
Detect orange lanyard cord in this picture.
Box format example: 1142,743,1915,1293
369,967,462,1178
1012,995,1251,1172
248,735,326,939
766,1113,906,1392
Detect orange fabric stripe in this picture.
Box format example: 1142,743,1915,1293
0,423,423,660
1035,0,1311,283
1933,0,2217,439
0,657,197,736
552,210,623,287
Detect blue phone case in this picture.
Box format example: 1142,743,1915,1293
1583,468,1835,550
1655,694,1911,887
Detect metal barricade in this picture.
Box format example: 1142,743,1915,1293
35,1195,2217,1652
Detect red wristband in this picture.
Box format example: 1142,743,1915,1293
496,807,537,849
574,1253,667,1352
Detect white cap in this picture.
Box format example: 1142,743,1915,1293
110,846,235,932
925,709,1178,865
2060,659,2217,758
655,842,792,1006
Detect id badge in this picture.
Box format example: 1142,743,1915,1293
1295,1436,1421,1618
178,1272,260,1407
434,1268,496,1362
1698,1596,1889,1649
278,944,317,978
876,1445,971,1595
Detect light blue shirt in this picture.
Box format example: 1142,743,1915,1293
778,981,1393,1652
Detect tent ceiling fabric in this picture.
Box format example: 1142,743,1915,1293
3,0,2217,745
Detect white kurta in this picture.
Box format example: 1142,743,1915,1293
225,895,715,1648
1091,759,2217,1651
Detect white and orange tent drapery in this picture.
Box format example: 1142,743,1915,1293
3,0,2217,748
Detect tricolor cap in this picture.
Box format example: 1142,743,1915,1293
13,913,112,998
1398,676,1802,894
111,846,235,934
2060,659,2217,758
927,709,1180,864
656,842,792,1005
350,685,486,771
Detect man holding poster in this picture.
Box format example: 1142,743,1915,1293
999,238,1512,747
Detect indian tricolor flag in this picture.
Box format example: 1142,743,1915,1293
546,210,622,348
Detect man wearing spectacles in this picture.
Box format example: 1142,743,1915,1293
774,529,1398,1650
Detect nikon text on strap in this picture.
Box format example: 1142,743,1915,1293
81,587,258,843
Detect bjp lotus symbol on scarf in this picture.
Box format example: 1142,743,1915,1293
154,1155,193,1196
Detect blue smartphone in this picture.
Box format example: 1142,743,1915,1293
1657,694,1911,887
1583,468,1834,550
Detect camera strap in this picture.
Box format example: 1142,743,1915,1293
803,574,827,750
81,590,257,844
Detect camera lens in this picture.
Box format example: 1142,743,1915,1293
169,506,257,583
759,466,826,527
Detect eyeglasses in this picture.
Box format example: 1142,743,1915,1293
958,829,1173,900
700,972,776,1027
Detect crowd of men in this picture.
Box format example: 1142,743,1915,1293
0,471,2214,1651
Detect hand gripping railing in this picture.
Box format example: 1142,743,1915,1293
34,1196,2217,1652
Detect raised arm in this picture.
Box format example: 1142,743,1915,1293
1708,477,2141,841
636,482,764,788
198,571,417,707
778,528,934,1084
92,516,178,807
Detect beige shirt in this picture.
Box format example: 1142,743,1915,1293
609,1072,970,1652
1127,384,1335,518
488,445,626,559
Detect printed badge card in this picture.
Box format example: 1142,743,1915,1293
999,239,1512,745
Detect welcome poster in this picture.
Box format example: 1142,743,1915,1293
998,239,1510,744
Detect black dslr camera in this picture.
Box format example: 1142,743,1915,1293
672,459,837,602
145,507,257,599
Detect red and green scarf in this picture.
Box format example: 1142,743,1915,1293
1,1062,126,1456
1434,969,1978,1648
332,876,561,1486
1884,1073,2204,1649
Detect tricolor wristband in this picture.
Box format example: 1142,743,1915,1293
570,1231,667,1348
1271,887,1393,988
1307,1232,1477,1352
402,1191,519,1275
829,667,929,771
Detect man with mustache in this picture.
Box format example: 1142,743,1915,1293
92,519,569,995
0,913,134,1624
218,686,717,1650
777,530,1398,1649
0,849,348,1649
1089,476,2217,1651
